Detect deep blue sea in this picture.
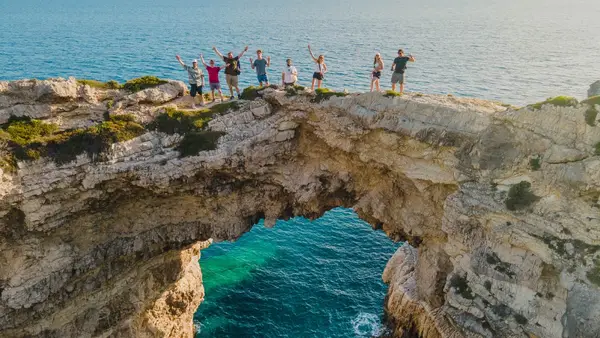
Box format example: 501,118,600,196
2,0,600,336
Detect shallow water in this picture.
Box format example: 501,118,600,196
194,209,400,337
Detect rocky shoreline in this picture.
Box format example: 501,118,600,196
1,77,600,337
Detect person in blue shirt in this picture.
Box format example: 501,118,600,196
250,49,271,87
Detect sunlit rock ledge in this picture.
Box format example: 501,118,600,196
1,77,600,338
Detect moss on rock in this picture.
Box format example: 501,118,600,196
311,88,348,103
529,96,579,110
122,76,168,92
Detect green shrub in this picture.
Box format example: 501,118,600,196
585,106,598,126
529,96,579,110
529,158,541,171
505,181,539,211
582,96,600,106
241,86,261,100
0,115,144,165
311,88,348,103
384,90,402,98
77,79,121,90
106,99,114,110
105,80,121,89
122,76,168,92
148,108,214,135
449,274,475,300
177,131,226,157
595,142,600,156
285,85,306,97
5,118,58,145
209,101,240,114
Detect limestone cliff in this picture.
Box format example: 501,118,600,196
0,78,599,338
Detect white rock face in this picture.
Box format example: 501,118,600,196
0,79,599,338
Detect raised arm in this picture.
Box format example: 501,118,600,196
308,45,318,62
212,46,224,59
199,54,208,67
175,55,185,67
250,57,255,69
238,46,249,59
409,55,416,62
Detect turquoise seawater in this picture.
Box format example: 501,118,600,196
2,0,600,336
194,208,400,337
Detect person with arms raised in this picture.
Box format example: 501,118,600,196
200,53,225,103
250,50,271,87
212,45,249,99
308,44,327,91
391,49,415,94
175,55,205,108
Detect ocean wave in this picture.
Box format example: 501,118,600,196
351,312,382,337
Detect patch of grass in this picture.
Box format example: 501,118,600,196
505,181,539,211
177,131,226,157
513,313,528,325
0,115,144,166
106,99,114,110
210,101,241,114
384,90,402,98
595,142,600,156
77,79,122,90
582,96,600,106
240,86,261,100
529,157,541,171
587,262,600,287
585,106,598,126
285,85,306,97
311,88,348,103
122,76,168,92
449,274,475,300
529,96,579,110
147,108,214,135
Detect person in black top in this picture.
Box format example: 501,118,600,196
212,45,249,99
391,49,416,94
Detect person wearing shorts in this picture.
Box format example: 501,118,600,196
200,53,224,102
282,58,298,87
250,49,271,86
175,55,205,108
370,53,384,92
308,44,327,91
212,45,249,99
391,49,416,94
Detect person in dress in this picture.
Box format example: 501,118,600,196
175,55,205,108
308,44,327,91
370,53,384,92
282,58,298,87
200,53,225,103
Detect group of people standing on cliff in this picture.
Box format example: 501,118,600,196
176,45,415,108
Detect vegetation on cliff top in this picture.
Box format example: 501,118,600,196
285,85,306,97
529,96,579,110
311,88,348,103
77,76,167,92
0,114,145,169
384,90,402,98
147,103,239,157
77,79,120,90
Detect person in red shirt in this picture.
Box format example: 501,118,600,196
200,53,225,103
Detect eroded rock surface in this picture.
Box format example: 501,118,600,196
0,79,599,338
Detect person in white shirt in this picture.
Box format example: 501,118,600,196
281,59,298,87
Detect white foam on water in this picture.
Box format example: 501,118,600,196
351,312,382,337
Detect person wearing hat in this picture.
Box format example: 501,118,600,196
176,55,205,108
281,58,298,88
370,53,384,92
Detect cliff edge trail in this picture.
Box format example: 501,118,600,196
1,77,600,338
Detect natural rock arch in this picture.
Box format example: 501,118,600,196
1,78,600,338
